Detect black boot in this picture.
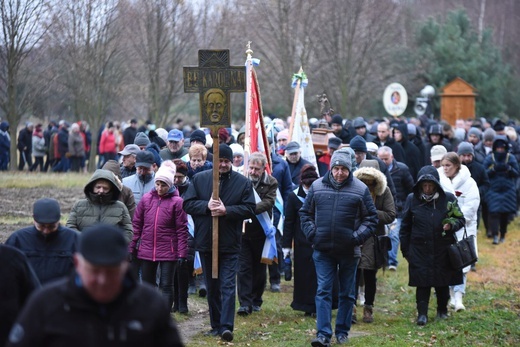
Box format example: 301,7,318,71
416,301,428,326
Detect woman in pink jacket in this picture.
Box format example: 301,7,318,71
130,160,189,310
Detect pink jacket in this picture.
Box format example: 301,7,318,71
130,188,188,261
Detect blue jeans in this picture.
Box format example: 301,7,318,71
200,252,239,333
313,250,359,339
388,218,401,267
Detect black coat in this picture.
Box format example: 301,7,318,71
6,273,184,347
400,168,464,287
183,169,256,254
17,128,32,152
388,159,414,217
287,157,312,187
0,245,40,347
5,225,78,284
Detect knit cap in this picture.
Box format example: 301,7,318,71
330,148,353,171
483,128,496,142
331,114,343,125
349,135,367,152
457,142,474,156
230,143,244,157
190,129,207,145
134,132,151,147
154,160,176,188
467,127,482,139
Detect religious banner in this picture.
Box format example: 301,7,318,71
243,44,277,265
288,68,318,170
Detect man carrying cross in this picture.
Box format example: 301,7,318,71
183,144,256,342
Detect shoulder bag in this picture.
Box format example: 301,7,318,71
448,227,478,270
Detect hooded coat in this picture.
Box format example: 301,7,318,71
66,169,133,242
394,123,422,179
355,167,396,270
400,166,464,287
102,160,136,219
483,135,520,214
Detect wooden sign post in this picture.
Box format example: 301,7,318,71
183,50,246,278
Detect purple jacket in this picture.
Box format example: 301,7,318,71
130,188,188,261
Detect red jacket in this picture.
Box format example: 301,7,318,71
99,130,116,154
130,188,189,261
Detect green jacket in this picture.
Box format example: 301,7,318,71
66,169,133,242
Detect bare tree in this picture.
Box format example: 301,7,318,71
120,0,196,128
47,0,124,171
0,0,49,170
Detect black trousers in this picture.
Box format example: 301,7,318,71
416,286,449,312
488,212,509,238
355,269,377,306
238,236,267,308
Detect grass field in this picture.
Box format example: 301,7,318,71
1,172,519,346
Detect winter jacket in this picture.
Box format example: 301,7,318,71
102,160,136,219
244,173,278,239
465,160,489,202
438,164,480,272
183,169,256,254
99,130,117,155
5,225,78,284
394,123,422,179
0,245,40,347
122,172,155,206
373,136,406,164
300,171,378,258
31,135,46,158
130,188,189,261
355,167,396,270
473,141,488,164
400,166,464,287
5,272,184,347
68,131,85,157
17,128,32,152
483,136,520,214
387,159,414,217
66,169,133,242
57,127,69,157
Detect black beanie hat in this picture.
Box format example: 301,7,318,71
219,144,233,162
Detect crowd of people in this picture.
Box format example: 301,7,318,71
1,113,518,346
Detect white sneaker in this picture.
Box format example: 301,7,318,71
388,265,397,271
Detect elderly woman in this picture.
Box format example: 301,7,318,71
187,144,212,179
438,152,480,312
354,160,395,323
400,166,465,326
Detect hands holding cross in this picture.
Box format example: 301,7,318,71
208,198,226,217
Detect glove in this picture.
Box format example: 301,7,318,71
282,248,292,258
177,257,187,267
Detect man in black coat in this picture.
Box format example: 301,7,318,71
285,141,311,187
183,144,256,342
6,223,184,347
458,141,490,238
377,146,415,271
393,123,422,180
373,122,406,163
6,198,78,284
17,122,33,170
123,119,138,147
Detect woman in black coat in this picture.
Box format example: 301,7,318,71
282,164,320,315
400,165,464,326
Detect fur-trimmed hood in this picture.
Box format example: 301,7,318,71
353,167,387,196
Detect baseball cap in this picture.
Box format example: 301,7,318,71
78,224,128,266
118,144,140,156
33,198,61,224
430,145,447,161
167,129,183,142
285,141,301,154
135,150,155,168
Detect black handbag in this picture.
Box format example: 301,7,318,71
448,227,478,270
374,235,392,269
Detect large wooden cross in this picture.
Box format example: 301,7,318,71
183,49,246,278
